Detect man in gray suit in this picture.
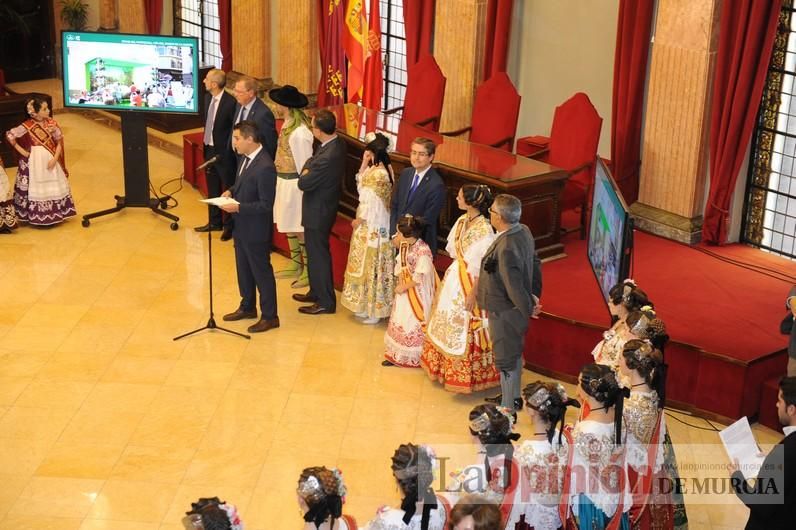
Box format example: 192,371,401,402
476,194,537,411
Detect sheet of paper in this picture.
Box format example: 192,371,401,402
200,197,239,206
719,416,765,479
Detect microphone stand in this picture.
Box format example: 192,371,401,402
174,160,250,341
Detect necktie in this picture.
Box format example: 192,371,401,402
407,173,420,201
203,97,217,146
239,157,250,175
239,106,248,123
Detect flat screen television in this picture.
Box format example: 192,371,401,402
587,158,634,306
62,31,200,114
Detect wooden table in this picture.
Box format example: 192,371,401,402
327,104,570,259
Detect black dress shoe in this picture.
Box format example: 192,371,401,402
220,227,233,241
195,223,222,232
484,394,502,404
292,292,317,303
298,303,335,315
247,317,280,333
222,309,258,321
514,398,524,411
382,359,395,367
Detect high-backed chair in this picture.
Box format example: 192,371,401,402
384,54,446,132
441,72,521,151
519,92,602,238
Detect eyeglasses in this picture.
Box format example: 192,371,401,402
410,150,430,157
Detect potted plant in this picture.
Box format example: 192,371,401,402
60,0,89,31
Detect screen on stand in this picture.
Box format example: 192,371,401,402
62,31,200,115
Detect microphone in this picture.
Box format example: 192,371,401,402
196,155,220,171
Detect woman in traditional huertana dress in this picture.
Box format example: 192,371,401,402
341,132,395,324
446,404,520,524
508,381,580,530
421,184,499,392
363,443,450,530
618,339,688,530
297,466,358,530
592,280,652,369
5,96,76,226
0,160,17,232
384,214,437,367
561,364,631,530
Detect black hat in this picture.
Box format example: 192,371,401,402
268,85,309,109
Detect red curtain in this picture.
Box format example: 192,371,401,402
610,0,654,204
317,0,347,107
404,0,435,66
144,0,163,34
482,0,513,81
219,0,232,71
702,0,781,244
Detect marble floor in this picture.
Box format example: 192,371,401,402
0,97,785,529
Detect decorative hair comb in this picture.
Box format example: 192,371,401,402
297,475,323,499
527,387,551,410
631,340,654,361
469,412,491,432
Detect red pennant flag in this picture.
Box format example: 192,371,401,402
343,0,368,103
362,0,383,110
317,0,347,107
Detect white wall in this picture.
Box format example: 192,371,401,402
507,0,619,157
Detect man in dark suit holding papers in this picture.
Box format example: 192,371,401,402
219,121,279,333
731,376,796,530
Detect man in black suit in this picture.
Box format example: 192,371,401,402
222,76,278,242
731,376,796,530
390,137,446,254
219,121,279,334
476,194,537,411
292,109,345,315
195,69,237,234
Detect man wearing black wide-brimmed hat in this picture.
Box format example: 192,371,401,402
268,85,314,290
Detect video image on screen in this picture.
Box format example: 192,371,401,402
62,32,198,114
587,160,629,304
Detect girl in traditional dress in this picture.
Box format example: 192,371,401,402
5,96,76,226
0,160,17,232
508,381,580,530
363,443,450,530
618,339,688,530
561,364,631,530
297,466,358,530
269,85,315,288
384,215,437,367
341,133,395,324
447,404,520,523
421,184,499,392
592,280,652,368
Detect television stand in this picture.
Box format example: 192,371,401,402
81,195,178,229
81,112,180,230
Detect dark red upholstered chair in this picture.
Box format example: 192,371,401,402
384,54,446,132
441,72,521,151
519,92,602,238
